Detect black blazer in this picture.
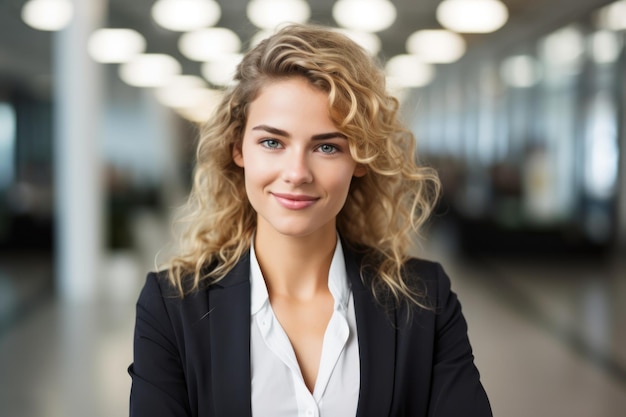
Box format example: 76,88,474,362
129,246,492,417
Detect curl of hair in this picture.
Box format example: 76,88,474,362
164,24,441,310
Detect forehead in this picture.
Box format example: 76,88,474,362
253,76,327,102
245,77,334,125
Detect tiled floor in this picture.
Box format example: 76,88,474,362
1,236,625,416
446,257,626,417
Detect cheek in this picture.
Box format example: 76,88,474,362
327,166,357,195
241,151,272,189
246,158,267,179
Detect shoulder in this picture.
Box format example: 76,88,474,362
136,270,211,317
399,257,453,313
137,251,251,311
344,243,452,312
136,271,178,311
139,269,209,301
343,241,448,287
135,272,188,327
403,257,451,293
402,257,447,282
140,255,236,300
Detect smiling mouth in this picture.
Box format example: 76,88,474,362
271,192,319,209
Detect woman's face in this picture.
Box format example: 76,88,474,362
233,77,365,240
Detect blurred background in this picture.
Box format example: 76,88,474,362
0,0,625,415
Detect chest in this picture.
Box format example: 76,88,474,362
270,292,334,391
249,291,360,417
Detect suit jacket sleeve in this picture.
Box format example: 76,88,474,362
128,272,191,417
427,263,492,416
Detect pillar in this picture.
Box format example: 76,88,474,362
53,0,106,302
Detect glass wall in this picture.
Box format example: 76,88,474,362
412,6,625,256
0,93,54,252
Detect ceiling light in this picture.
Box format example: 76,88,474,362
541,26,585,66
333,0,397,33
500,55,542,88
21,0,73,31
178,28,242,61
406,29,466,63
249,30,275,49
151,0,221,31
335,29,382,55
174,89,224,123
201,54,243,86
589,30,622,64
247,0,310,30
119,54,182,88
437,0,508,33
385,54,435,88
154,75,207,108
385,77,409,103
595,0,626,31
88,29,146,63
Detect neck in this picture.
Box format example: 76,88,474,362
253,224,337,300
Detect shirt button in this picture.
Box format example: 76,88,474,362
305,409,314,417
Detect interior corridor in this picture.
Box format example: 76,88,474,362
1,224,625,417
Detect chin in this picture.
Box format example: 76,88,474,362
267,220,327,238
274,225,317,238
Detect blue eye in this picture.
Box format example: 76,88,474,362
261,139,281,149
318,144,338,154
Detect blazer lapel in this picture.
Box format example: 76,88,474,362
204,245,397,416
208,252,252,417
344,246,397,417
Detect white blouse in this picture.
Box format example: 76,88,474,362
249,239,360,417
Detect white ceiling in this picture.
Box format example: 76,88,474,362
0,0,615,96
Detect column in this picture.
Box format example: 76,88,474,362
53,0,107,302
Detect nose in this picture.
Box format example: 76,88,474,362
281,149,313,185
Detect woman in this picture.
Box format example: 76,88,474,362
129,24,491,417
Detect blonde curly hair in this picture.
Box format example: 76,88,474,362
166,23,441,308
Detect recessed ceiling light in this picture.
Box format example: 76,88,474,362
174,89,224,123
385,54,435,88
406,30,466,63
333,0,397,33
595,0,626,31
500,55,542,88
151,0,221,32
88,29,146,64
249,30,275,49
247,0,310,30
119,54,182,88
21,0,73,31
541,26,585,66
154,75,208,108
437,0,508,33
201,54,243,86
335,29,382,55
589,30,623,64
178,28,242,61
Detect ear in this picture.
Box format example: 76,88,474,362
232,143,244,167
353,164,367,178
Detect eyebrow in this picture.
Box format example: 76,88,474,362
251,124,347,140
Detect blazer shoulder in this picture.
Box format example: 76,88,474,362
345,243,446,288
138,270,213,314
403,257,451,286
138,252,251,310
401,257,454,311
343,244,451,309
132,271,172,310
142,270,178,296
142,257,228,297
403,257,446,279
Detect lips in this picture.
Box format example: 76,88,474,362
271,192,319,210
